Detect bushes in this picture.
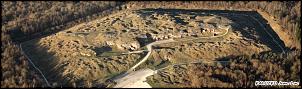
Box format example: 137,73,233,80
1,41,44,88
2,1,125,43
149,50,300,88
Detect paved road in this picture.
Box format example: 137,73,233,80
127,39,176,73
115,26,229,88
113,68,156,88
125,25,230,73
121,50,148,54
122,24,230,74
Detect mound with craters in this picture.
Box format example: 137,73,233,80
22,9,277,86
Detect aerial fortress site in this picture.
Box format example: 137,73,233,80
21,9,289,87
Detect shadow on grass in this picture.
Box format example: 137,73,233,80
21,39,74,87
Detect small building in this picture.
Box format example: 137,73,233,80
202,23,215,33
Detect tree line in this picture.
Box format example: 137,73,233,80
126,1,301,49
1,1,125,88
148,50,300,88
1,1,300,88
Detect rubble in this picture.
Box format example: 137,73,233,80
119,41,140,51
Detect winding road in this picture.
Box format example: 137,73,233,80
126,39,177,73
125,25,230,73
113,21,230,88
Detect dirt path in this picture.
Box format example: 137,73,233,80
19,43,51,87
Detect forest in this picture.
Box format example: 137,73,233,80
146,50,300,88
1,1,125,87
1,1,300,88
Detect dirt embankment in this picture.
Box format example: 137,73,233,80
125,2,299,50
256,9,300,49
